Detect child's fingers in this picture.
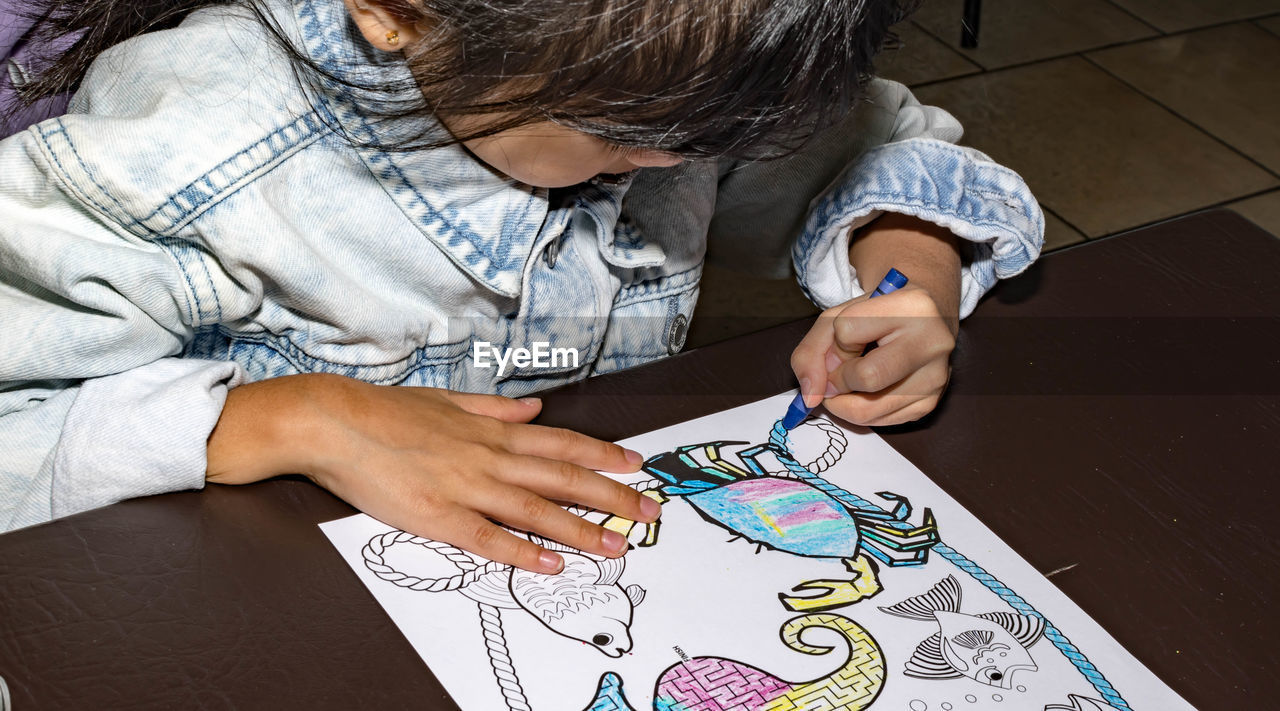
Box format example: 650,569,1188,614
829,288,937,353
508,423,643,473
824,365,949,425
447,511,566,575
827,333,940,396
444,390,543,423
862,394,942,428
823,390,911,427
790,307,844,408
496,453,661,524
474,481,632,559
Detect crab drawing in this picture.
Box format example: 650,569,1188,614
607,436,940,610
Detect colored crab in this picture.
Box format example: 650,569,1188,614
607,437,940,610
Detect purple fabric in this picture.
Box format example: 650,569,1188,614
0,2,33,55
1,3,78,138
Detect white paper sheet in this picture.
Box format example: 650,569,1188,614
320,392,1194,711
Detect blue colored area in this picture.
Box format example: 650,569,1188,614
688,480,860,559
583,671,636,711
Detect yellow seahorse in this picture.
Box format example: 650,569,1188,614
651,613,885,711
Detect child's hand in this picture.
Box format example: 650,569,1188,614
790,285,956,427
207,374,659,575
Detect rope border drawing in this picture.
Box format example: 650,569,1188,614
768,419,1131,710
361,479,659,711
362,532,531,711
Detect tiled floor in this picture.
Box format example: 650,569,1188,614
688,0,1280,348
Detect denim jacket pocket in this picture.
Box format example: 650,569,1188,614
594,263,702,374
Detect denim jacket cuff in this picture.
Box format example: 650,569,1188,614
792,138,1045,316
50,358,245,519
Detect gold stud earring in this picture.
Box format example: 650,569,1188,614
385,30,399,46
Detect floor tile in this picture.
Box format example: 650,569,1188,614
877,21,982,86
1088,23,1280,173
1108,0,1280,32
1043,208,1087,251
1228,190,1280,237
910,0,1156,69
912,57,1278,237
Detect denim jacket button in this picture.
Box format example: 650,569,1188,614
667,313,688,354
543,238,559,268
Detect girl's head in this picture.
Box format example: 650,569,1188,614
343,0,916,185
13,0,915,186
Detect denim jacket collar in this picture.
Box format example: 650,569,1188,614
293,0,559,297
291,0,665,291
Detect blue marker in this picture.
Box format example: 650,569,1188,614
781,267,909,430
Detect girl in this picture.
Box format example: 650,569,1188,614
0,0,1042,574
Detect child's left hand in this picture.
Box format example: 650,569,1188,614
790,284,956,427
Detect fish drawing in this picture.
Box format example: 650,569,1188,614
461,535,646,657
878,575,1045,688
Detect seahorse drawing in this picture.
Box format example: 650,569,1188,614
584,613,886,711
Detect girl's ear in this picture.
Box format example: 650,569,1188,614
343,0,424,51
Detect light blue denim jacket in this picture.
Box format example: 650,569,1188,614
0,0,1043,529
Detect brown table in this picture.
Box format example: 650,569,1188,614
1,209,1276,710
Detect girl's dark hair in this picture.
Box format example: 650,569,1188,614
11,0,918,158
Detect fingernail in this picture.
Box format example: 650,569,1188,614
825,351,842,373
640,496,662,520
602,530,627,554
520,397,541,407
624,448,643,466
539,550,564,573
800,378,822,408
824,380,839,398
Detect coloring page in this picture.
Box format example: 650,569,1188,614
320,392,1194,711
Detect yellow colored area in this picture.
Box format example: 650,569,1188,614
641,520,661,547
779,555,882,612
751,501,786,537
762,614,885,711
602,515,634,537
705,444,750,476
844,555,882,598
780,580,863,612
601,489,669,547
643,489,670,505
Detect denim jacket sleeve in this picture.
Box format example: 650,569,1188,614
708,79,1044,317
0,127,242,531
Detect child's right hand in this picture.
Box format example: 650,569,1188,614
206,373,660,574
